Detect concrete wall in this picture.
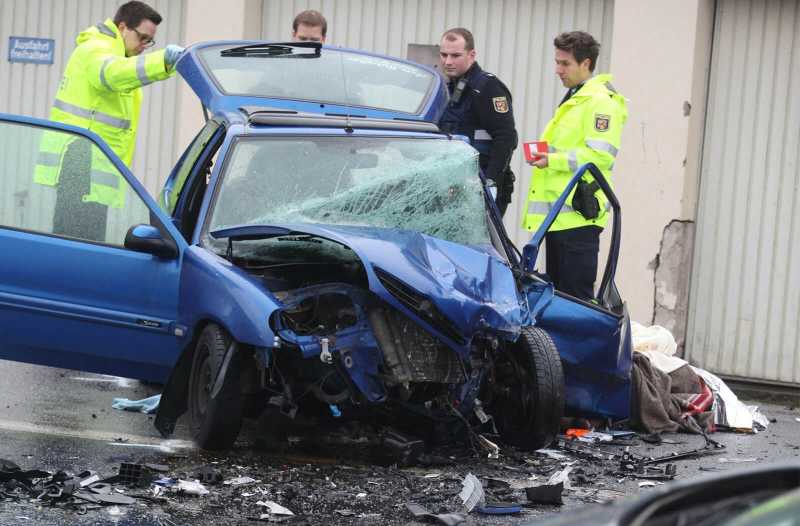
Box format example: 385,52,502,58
609,0,714,342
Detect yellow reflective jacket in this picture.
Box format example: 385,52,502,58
523,74,627,232
35,19,174,207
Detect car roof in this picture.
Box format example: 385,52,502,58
177,41,449,123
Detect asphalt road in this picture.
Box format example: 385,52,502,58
1,359,799,525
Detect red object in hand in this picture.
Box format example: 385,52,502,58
523,141,548,162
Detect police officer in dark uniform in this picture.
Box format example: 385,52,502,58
438,27,518,216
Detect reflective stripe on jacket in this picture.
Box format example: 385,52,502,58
35,19,174,207
523,74,628,232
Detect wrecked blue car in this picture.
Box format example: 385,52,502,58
0,42,631,452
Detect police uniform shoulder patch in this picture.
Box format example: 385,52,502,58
493,96,509,113
594,113,610,132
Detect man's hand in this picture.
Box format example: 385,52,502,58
526,152,549,168
164,45,185,68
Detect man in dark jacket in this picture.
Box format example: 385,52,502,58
438,27,518,216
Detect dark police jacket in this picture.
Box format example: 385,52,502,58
438,62,518,188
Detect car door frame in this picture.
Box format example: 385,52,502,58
521,162,632,419
0,113,190,381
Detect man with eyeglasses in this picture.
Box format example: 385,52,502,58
35,1,184,241
42,1,182,169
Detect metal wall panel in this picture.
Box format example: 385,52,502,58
0,0,184,204
686,0,800,383
261,0,615,247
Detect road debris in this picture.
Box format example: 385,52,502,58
256,500,294,515
525,482,564,505
175,479,209,496
475,502,522,514
1,389,772,526
223,476,258,486
718,457,758,464
458,473,485,512
406,503,466,525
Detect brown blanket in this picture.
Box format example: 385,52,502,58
630,353,714,434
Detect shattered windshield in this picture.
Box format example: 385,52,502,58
205,136,490,247
200,45,435,114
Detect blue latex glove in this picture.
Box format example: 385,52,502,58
111,394,161,414
164,45,185,68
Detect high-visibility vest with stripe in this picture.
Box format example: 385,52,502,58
35,19,174,208
523,74,628,232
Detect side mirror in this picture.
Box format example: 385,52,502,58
124,224,178,259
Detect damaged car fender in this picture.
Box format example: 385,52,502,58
156,245,282,438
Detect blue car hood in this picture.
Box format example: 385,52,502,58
219,223,525,341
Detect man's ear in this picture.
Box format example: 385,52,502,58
468,48,477,60
117,21,128,32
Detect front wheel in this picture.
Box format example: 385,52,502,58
487,327,564,450
188,324,244,450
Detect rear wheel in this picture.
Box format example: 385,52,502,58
188,324,244,450
488,327,564,450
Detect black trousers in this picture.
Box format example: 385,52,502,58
545,225,602,302
52,140,108,242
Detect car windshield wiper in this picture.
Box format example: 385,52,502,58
220,41,321,58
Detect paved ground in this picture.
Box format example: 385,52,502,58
1,359,799,525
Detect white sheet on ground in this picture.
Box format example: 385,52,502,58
692,367,760,431
631,321,686,373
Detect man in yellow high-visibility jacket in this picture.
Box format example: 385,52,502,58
523,31,628,301
35,1,183,241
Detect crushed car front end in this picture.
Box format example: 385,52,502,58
154,121,564,452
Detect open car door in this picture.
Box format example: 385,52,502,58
522,163,632,419
0,114,189,382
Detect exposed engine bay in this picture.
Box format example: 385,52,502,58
230,235,476,421
179,226,564,454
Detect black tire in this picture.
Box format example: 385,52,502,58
488,327,564,450
188,324,244,450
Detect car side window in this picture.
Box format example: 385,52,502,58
165,119,222,215
0,120,152,246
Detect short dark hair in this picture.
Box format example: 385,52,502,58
554,31,600,72
442,28,475,51
293,10,327,37
114,1,162,27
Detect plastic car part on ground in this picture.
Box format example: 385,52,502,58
405,503,466,525
458,473,485,512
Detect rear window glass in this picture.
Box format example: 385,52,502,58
199,44,435,115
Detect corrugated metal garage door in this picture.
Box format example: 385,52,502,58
261,0,615,248
0,0,184,205
686,0,800,384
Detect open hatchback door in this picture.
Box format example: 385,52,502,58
177,41,448,121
